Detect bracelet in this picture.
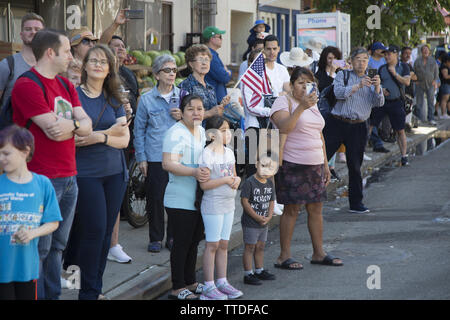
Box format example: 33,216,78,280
103,133,108,145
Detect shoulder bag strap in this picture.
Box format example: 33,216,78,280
92,101,108,130
384,64,407,100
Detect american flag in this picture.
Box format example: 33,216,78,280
240,52,271,108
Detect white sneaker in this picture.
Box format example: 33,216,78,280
61,276,71,289
440,114,450,119
273,202,284,216
363,153,372,161
108,244,132,263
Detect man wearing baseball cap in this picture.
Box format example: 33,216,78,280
203,26,232,104
369,44,411,166
368,41,390,154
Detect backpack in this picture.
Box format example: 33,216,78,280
0,56,15,109
0,70,70,131
318,69,350,119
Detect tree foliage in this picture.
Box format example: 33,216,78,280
316,0,450,48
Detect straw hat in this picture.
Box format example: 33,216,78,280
69,26,98,47
280,47,314,68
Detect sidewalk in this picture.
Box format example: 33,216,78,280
60,118,450,300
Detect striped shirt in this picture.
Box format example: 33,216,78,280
332,70,385,121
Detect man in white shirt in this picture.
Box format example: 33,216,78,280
263,35,290,97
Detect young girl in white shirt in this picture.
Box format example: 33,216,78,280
198,116,243,300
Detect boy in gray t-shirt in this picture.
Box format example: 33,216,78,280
240,153,278,285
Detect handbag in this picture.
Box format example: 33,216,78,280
257,94,277,129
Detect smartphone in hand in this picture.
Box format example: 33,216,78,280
125,9,144,19
368,68,377,78
306,82,317,96
333,59,346,68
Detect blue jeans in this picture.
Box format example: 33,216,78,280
416,85,436,121
68,174,126,300
37,176,78,300
369,127,384,149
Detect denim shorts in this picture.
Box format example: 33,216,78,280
201,211,234,242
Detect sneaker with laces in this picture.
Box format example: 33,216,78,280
108,244,132,263
243,273,262,285
200,286,228,300
255,270,276,281
216,282,243,299
349,204,370,214
401,156,409,166
330,169,341,182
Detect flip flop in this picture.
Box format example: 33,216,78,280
274,258,303,270
311,254,343,266
168,289,199,300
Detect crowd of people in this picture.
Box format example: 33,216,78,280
0,12,449,301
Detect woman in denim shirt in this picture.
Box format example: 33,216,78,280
133,54,181,253
179,44,230,120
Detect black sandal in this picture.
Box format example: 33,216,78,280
168,289,199,300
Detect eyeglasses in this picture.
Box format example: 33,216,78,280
81,38,97,46
87,58,108,66
160,67,178,74
193,58,210,64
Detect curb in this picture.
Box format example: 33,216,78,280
104,121,448,300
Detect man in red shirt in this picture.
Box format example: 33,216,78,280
12,29,92,299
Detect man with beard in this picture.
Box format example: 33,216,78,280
0,13,45,109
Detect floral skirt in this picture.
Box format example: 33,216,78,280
274,161,327,205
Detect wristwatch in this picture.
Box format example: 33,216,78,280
73,119,80,131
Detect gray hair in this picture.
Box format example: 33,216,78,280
350,47,369,60
152,54,176,74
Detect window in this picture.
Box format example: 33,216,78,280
161,2,173,52
191,0,217,34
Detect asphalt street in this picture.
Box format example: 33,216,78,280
196,139,450,300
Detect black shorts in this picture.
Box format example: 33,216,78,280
370,99,406,131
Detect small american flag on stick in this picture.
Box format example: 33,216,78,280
238,52,272,108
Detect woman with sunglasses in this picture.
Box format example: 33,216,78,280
134,54,181,253
63,44,129,300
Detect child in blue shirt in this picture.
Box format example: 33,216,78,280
0,125,62,300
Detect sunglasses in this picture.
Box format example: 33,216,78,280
160,67,178,74
81,38,97,46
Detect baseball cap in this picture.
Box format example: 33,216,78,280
371,42,387,52
386,45,400,54
202,26,226,40
69,26,99,46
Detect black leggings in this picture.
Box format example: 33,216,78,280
166,207,204,290
0,280,37,300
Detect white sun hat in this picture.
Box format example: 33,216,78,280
280,47,314,68
305,37,327,53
